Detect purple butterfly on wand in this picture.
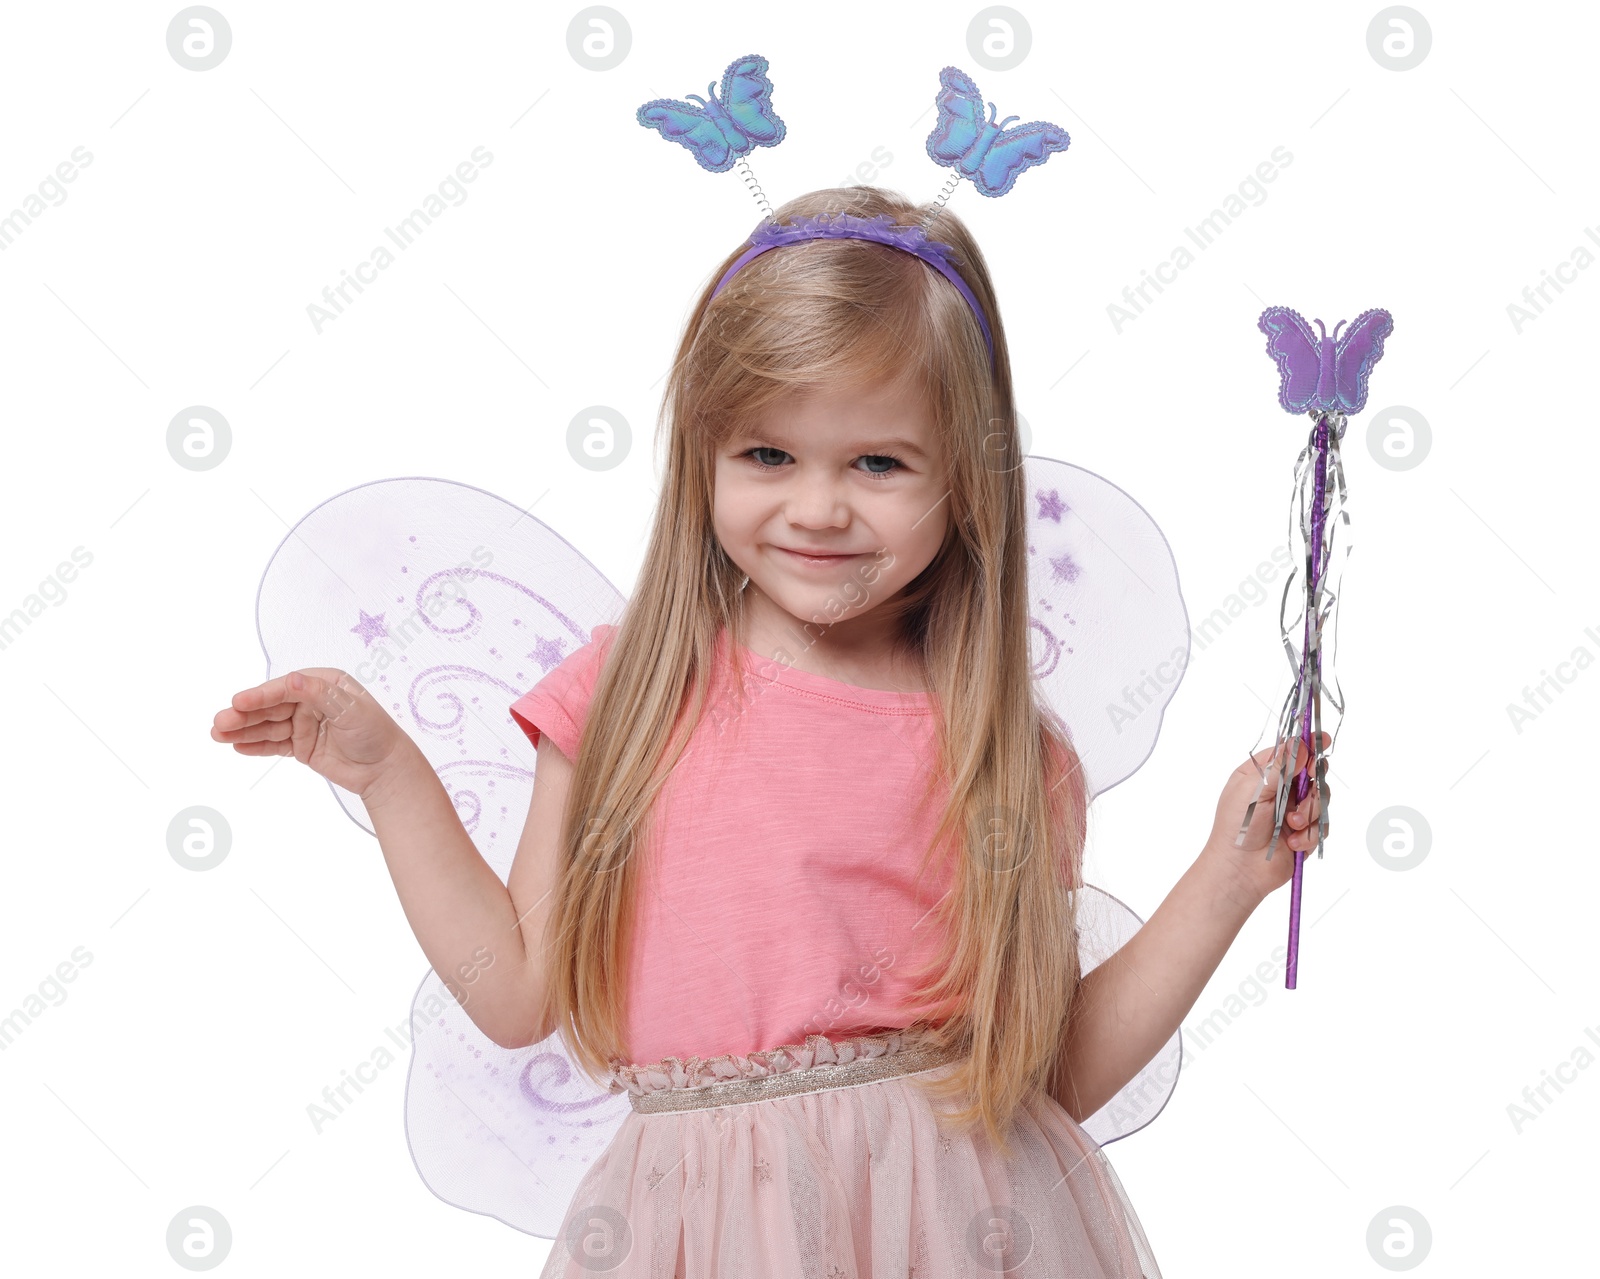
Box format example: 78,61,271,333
1244,305,1394,988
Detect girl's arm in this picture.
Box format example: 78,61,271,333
364,732,573,1051
213,667,570,1050
1051,738,1327,1122
1052,848,1257,1122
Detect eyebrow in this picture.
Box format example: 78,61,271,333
734,431,931,461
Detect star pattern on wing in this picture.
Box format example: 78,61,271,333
529,633,568,673
1049,552,1083,585
1035,488,1067,522
349,609,389,645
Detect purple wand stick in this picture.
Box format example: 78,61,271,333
1252,305,1393,988
1286,412,1332,988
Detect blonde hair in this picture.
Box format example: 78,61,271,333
536,185,1089,1157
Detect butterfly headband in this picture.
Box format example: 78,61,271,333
636,55,1072,368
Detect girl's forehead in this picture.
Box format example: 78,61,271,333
738,392,937,455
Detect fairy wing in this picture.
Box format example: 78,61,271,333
254,460,1188,1236
255,477,631,1237
1024,454,1188,1142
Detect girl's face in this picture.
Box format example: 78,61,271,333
713,375,950,648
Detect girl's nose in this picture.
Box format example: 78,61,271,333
784,469,852,528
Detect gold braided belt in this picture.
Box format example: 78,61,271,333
608,1028,964,1115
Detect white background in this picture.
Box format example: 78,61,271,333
1,1,1591,1274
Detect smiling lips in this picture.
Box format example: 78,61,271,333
776,546,867,567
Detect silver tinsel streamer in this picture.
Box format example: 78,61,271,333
1234,409,1350,863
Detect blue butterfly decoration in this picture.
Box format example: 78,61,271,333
926,67,1070,197
1258,306,1394,415
636,54,786,174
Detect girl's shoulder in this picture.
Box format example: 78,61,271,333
508,623,618,756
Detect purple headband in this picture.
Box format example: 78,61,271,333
638,57,1071,373
709,211,996,364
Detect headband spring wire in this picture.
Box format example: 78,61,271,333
735,157,774,221
919,171,963,232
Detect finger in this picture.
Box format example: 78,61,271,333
219,719,295,747
213,701,296,736
229,736,292,757
1293,777,1334,821
229,671,337,716
1289,815,1330,850
1254,731,1335,786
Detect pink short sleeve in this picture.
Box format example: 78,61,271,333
509,624,616,760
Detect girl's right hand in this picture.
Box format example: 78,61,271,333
210,668,412,803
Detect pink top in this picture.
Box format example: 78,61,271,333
508,623,960,1066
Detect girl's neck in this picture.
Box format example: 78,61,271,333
735,595,929,695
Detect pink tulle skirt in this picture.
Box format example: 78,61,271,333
538,1028,1162,1278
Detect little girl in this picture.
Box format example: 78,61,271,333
213,185,1325,1278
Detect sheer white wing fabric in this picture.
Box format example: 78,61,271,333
253,463,1188,1239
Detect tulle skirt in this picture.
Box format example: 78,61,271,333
539,1028,1162,1278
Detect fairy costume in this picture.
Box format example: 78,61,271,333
252,56,1192,1278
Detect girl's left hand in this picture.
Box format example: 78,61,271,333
1202,733,1331,906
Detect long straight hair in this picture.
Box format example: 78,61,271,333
536,185,1089,1156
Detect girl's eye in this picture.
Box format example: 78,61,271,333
739,448,906,480
856,454,904,478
